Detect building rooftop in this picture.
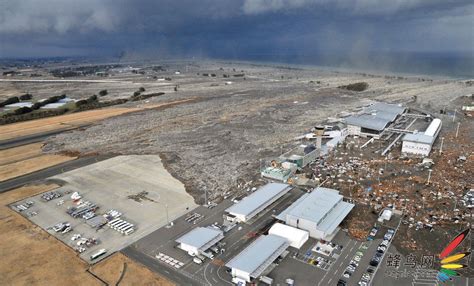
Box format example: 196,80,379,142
276,187,354,231
226,234,289,278
345,102,406,131
345,114,390,131
176,227,224,251
225,182,291,218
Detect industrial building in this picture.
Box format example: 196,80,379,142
276,187,354,240
401,118,442,156
261,161,297,182
225,234,290,284
345,102,406,139
268,223,309,249
279,144,319,168
225,183,292,223
175,227,224,256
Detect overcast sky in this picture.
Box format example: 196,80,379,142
0,0,473,60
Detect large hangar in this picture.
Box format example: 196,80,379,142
225,183,292,223
225,234,290,284
176,227,224,256
276,187,354,240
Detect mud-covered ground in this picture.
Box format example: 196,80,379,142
26,61,473,203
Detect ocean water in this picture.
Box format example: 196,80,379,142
236,52,474,79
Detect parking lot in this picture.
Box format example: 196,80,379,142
10,155,197,262
122,186,407,286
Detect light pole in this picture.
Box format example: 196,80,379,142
455,122,460,138
427,169,433,185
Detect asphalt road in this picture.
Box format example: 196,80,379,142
0,125,88,150
0,155,113,192
122,246,199,286
125,189,305,286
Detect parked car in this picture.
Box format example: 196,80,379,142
337,279,347,286
367,267,376,273
349,260,359,267
193,257,203,265
384,232,393,241
362,273,371,281
370,257,380,267
368,227,379,240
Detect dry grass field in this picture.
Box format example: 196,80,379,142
0,184,175,286
0,142,44,165
90,253,174,286
0,184,101,286
0,152,76,182
0,98,196,142
0,107,139,141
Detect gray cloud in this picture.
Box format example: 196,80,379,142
0,0,122,34
242,0,465,15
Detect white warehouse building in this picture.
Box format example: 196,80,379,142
226,234,290,284
402,118,442,156
225,183,292,223
276,187,354,240
268,223,309,249
176,227,224,256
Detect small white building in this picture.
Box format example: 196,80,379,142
276,187,354,240
378,209,393,222
226,234,290,283
402,118,442,156
225,183,292,223
176,227,224,256
268,223,309,249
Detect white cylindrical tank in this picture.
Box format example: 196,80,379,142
424,118,441,137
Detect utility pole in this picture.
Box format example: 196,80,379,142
455,122,461,138
439,137,445,155
427,169,433,185
165,204,169,226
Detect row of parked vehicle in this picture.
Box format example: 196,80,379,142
338,228,395,286
343,250,363,279
14,200,34,212
41,191,62,201
369,229,394,267
67,201,98,219
107,218,135,235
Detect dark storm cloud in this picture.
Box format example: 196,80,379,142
0,0,472,59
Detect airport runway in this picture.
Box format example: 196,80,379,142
0,155,113,193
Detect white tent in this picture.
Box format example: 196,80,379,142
268,223,309,249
